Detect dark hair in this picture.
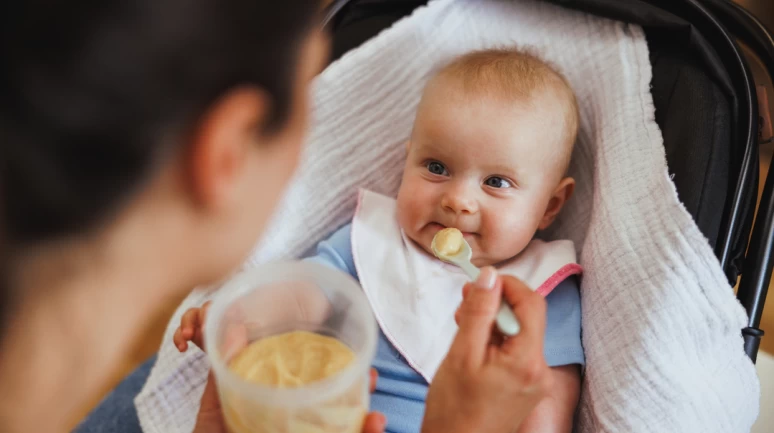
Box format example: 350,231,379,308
0,0,320,326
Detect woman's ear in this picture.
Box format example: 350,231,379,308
538,177,575,230
187,87,268,209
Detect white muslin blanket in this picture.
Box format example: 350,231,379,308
135,0,760,432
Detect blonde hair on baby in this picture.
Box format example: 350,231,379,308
434,48,579,173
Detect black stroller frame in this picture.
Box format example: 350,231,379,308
323,0,774,362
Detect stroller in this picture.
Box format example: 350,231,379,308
322,0,774,362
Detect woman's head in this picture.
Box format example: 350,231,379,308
1,0,326,325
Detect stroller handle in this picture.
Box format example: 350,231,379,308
703,0,774,362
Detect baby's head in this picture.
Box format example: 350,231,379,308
396,48,579,267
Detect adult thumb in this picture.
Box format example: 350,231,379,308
448,267,502,366
193,371,227,433
199,371,222,412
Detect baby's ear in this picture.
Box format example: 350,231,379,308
538,177,575,230
405,140,412,152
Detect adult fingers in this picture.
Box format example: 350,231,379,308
461,283,472,300
192,371,228,433
220,323,249,358
455,280,475,325
446,267,501,367
198,371,222,413
499,275,547,356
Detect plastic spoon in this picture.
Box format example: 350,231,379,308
431,228,520,336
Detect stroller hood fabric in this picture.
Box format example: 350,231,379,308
135,1,760,432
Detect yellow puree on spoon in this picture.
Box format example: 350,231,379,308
433,228,464,257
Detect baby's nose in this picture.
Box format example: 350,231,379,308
441,190,478,214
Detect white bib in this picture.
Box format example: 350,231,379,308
351,189,582,381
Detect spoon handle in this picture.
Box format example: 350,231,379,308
495,302,520,336
457,261,520,337
457,260,480,281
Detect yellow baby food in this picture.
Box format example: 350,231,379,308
229,331,355,387
222,331,366,433
433,228,464,257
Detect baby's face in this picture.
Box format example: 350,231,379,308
397,80,571,267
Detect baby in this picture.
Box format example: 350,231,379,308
175,48,584,433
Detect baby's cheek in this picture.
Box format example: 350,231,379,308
396,193,418,229
398,177,429,214
486,213,534,257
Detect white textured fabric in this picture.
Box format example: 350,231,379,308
351,189,580,382
135,1,760,432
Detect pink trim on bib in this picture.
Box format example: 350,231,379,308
535,263,584,297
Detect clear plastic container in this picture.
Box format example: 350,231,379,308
204,261,378,433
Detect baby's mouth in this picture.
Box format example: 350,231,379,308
429,222,477,238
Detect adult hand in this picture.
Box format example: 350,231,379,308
193,368,386,433
422,268,552,433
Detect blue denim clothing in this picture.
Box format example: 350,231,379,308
73,355,155,433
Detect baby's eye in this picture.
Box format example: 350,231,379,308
426,161,449,176
484,176,513,189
